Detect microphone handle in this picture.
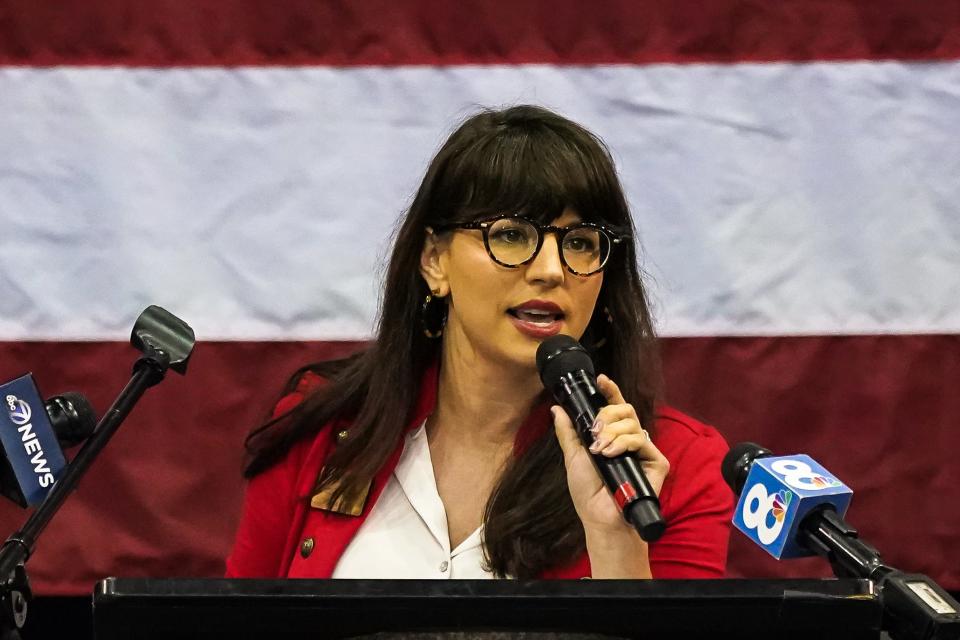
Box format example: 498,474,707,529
555,371,666,542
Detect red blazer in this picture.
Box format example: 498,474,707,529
226,363,735,579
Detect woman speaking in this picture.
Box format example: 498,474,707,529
226,105,733,579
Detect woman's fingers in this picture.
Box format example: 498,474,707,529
589,419,650,454
558,372,663,462
597,374,627,405
593,431,651,457
592,378,636,428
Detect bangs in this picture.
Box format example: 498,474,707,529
434,121,629,231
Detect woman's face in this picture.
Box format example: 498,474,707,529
421,208,604,372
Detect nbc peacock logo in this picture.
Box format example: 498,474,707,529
809,474,842,489
771,489,792,523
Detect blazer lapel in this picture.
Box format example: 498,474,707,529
291,358,441,578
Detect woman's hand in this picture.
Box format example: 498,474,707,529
551,374,670,577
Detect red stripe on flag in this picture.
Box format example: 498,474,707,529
0,336,957,593
1,1,960,67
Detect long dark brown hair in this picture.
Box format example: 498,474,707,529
244,105,662,578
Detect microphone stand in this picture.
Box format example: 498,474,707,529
799,505,960,640
0,306,194,638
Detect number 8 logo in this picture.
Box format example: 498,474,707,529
741,484,785,544
771,459,824,490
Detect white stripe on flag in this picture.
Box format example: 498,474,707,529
1,62,958,340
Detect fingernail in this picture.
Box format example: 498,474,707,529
589,437,608,453
590,418,604,435
550,407,558,420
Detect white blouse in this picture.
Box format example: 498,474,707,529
332,422,497,579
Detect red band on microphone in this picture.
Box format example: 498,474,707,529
614,482,638,510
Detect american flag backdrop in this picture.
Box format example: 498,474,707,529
0,1,958,594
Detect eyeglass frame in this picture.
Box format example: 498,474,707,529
428,213,631,276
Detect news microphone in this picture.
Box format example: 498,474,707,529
724,442,960,640
722,441,853,560
536,335,665,542
0,374,97,507
43,392,97,448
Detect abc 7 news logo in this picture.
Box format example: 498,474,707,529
741,459,827,545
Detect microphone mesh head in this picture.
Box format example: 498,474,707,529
536,335,595,389
721,441,773,496
48,392,97,447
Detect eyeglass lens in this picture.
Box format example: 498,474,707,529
486,218,610,274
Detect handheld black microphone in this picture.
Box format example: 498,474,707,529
724,442,960,640
536,335,666,542
1,374,97,507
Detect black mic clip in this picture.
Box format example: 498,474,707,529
799,505,886,581
0,563,29,639
130,305,195,384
